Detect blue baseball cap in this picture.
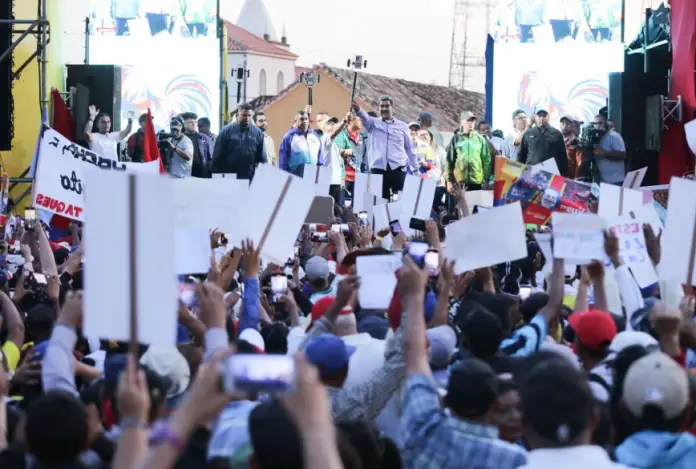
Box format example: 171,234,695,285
305,334,356,376
31,340,50,360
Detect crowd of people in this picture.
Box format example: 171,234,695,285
12,94,691,469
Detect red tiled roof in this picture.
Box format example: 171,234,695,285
225,22,298,59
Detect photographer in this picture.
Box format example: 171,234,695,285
161,116,194,179
578,114,626,184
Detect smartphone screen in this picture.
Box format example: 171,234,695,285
519,286,532,300
179,283,198,308
311,231,328,243
409,218,427,232
223,354,295,392
32,273,47,284
25,208,36,230
425,249,439,276
271,274,288,302
389,220,401,236
294,246,301,258
358,211,368,224
408,241,429,269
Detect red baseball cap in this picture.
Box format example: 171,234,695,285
569,310,617,351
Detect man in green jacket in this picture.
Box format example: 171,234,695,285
445,111,491,193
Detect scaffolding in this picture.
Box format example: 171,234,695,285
0,0,49,207
448,0,494,93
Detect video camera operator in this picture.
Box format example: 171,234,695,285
577,114,626,184
159,116,194,178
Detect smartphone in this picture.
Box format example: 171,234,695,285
408,241,429,269
271,273,288,302
294,246,301,258
220,234,229,246
409,218,426,232
32,273,47,285
358,211,369,226
389,220,402,236
425,249,439,276
311,231,328,243
331,224,350,234
179,283,198,308
25,208,36,231
223,354,295,392
519,286,532,300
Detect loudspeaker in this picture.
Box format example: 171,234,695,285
608,72,622,133
0,0,13,151
66,65,122,132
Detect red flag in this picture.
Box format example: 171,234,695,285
51,89,74,141
143,108,165,174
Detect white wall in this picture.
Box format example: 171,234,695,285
228,53,296,107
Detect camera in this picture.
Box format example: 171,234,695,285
579,124,605,149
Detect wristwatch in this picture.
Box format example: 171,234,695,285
149,425,187,452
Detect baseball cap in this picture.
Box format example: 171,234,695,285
427,325,457,369
568,310,617,351
408,121,421,130
170,116,184,129
460,111,476,121
305,334,356,376
536,109,549,116
418,111,433,123
446,358,499,418
305,256,329,281
139,346,191,399
518,353,595,445
357,315,390,340
622,351,689,420
609,331,659,355
239,328,266,352
249,399,303,469
560,115,575,123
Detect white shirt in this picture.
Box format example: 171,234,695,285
504,129,523,161
320,135,344,186
89,132,121,161
521,446,630,469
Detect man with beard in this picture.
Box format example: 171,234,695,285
211,103,267,180
254,112,277,166
182,112,213,178
279,106,323,177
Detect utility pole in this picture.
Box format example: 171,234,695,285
243,53,248,104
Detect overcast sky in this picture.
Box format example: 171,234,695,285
220,0,454,86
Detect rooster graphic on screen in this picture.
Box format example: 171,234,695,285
517,72,608,124
121,66,213,129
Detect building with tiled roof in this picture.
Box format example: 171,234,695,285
226,2,298,107
248,64,485,157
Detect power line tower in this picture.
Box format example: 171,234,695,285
448,0,494,93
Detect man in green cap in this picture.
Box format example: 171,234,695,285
444,111,491,195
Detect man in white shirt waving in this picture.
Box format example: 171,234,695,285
84,105,133,161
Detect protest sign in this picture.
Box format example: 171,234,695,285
212,173,237,179
301,164,331,196
465,190,494,209
659,177,696,286
305,196,335,225
33,126,159,222
494,158,591,225
175,228,211,275
356,254,402,309
373,202,402,232
535,158,560,175
597,183,651,222
623,167,647,189
552,213,606,263
534,232,577,277
230,164,315,266
398,175,436,233
83,169,177,347
445,202,527,274
171,177,248,235
607,215,658,288
353,173,383,212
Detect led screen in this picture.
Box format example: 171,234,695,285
494,0,623,44
88,0,219,132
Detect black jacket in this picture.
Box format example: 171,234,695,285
518,126,569,177
211,123,267,180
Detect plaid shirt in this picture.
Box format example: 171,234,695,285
299,315,406,422
402,374,527,469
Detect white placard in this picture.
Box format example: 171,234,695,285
83,169,177,347
685,118,696,158
398,175,436,232
534,232,578,276
212,173,237,179
33,127,160,221
175,228,211,275
622,167,647,189
597,183,649,222
356,254,402,309
373,202,402,232
552,213,606,263
534,158,560,175
301,164,331,196
171,177,248,235
608,216,658,288
659,177,696,286
445,202,527,274
465,190,494,209
353,173,383,211
229,164,315,266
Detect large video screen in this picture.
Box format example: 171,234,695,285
491,42,624,132
494,0,623,44
88,0,220,132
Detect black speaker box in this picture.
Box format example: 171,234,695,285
0,0,13,151
66,65,122,132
